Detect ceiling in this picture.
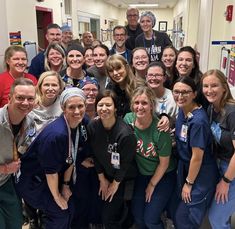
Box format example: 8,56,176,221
102,0,178,9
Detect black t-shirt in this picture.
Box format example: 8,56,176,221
135,30,172,62
209,103,235,160
125,24,143,50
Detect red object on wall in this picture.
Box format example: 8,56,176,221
226,5,233,21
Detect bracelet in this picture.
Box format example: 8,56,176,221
185,178,194,186
62,181,70,186
222,175,232,184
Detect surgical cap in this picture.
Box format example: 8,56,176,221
140,11,156,28
60,87,86,107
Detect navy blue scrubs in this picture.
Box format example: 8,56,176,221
16,115,91,229
175,108,219,228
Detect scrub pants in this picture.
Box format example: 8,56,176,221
43,194,74,229
102,180,126,229
0,178,23,229
132,170,176,229
209,160,235,229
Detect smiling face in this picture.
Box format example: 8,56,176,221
132,49,149,72
96,96,116,122
84,49,94,67
107,62,127,86
63,96,86,128
176,51,195,77
140,16,153,33
93,47,108,69
46,28,62,44
47,48,63,68
67,50,85,70
113,28,127,48
126,8,139,28
82,84,98,105
62,31,73,44
7,51,27,75
202,74,226,108
146,66,165,90
133,93,153,120
162,47,176,68
173,82,196,109
9,85,35,117
40,75,61,104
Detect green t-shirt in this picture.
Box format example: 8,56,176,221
124,112,176,175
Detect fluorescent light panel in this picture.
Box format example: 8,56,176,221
129,3,159,8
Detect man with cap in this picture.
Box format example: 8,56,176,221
15,87,90,229
29,23,62,79
61,44,92,89
125,7,143,51
135,11,172,62
0,78,36,229
61,25,73,50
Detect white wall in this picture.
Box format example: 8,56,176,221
208,0,235,70
0,0,9,72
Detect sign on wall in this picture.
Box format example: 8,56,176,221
9,31,22,45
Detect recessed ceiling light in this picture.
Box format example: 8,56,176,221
129,3,159,8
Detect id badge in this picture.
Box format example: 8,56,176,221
14,169,21,183
180,124,188,142
111,152,120,169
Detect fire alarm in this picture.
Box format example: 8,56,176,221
226,5,233,22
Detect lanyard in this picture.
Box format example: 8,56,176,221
64,115,80,184
64,115,79,165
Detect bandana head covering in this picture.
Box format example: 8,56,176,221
80,76,99,89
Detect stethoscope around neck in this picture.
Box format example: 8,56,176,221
63,115,80,166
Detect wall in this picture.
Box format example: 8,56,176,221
208,0,235,70
0,0,9,71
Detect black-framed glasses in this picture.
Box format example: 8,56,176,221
147,73,164,78
172,90,193,97
127,14,138,18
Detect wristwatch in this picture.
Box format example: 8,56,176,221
222,175,232,184
185,178,194,186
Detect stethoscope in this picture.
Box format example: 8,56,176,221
64,115,79,166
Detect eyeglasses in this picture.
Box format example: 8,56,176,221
147,73,164,78
172,90,193,97
133,55,148,61
82,88,98,93
15,95,35,103
127,14,138,18
114,33,126,37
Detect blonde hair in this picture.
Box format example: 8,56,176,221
36,71,65,105
130,86,156,116
106,54,141,98
202,69,235,110
44,43,66,71
4,45,27,70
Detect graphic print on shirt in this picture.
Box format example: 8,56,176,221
146,45,161,62
136,139,157,157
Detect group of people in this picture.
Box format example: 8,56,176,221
0,6,235,229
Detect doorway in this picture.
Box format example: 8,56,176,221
36,6,53,50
